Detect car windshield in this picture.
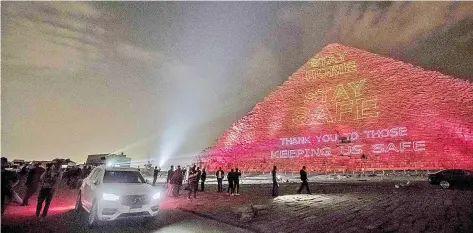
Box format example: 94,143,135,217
103,171,145,183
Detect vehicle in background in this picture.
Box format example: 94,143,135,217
428,169,473,189
76,165,161,227
5,164,21,173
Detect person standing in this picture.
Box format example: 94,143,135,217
152,166,159,186
36,163,59,217
187,168,198,200
271,166,279,197
227,169,235,195
200,168,207,191
2,157,22,214
234,168,241,195
171,166,183,197
166,165,175,197
22,163,45,206
19,165,28,184
73,166,82,189
166,165,174,188
178,166,184,195
195,167,202,193
297,166,311,194
216,167,224,192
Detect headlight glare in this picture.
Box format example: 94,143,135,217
152,192,160,199
103,193,120,201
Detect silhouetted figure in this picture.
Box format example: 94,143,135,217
19,165,28,183
171,166,182,197
166,165,174,196
216,167,224,192
297,166,311,194
272,166,279,197
195,167,201,192
23,163,45,206
234,168,241,195
36,163,59,217
166,166,174,185
178,166,184,195
227,169,235,195
153,166,159,186
2,157,21,214
200,169,207,191
73,167,82,188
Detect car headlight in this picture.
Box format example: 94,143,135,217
103,193,120,201
152,192,161,200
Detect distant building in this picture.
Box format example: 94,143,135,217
86,154,108,166
86,153,131,167
12,159,25,165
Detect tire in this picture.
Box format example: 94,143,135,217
88,200,99,228
75,192,83,212
440,180,451,189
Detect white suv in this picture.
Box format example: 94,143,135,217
75,166,162,227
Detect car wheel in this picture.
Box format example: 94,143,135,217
440,180,450,189
75,192,83,212
88,200,99,228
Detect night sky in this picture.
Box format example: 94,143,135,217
2,2,473,166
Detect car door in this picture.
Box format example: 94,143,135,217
462,170,473,186
449,170,464,185
83,168,99,209
88,168,104,204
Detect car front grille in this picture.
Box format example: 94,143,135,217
121,195,149,207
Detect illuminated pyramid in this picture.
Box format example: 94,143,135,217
196,44,473,172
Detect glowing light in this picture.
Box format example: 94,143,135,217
102,193,120,201
152,192,161,199
198,44,473,172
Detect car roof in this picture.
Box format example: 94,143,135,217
100,166,140,172
441,169,472,172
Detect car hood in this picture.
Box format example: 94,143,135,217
98,183,157,196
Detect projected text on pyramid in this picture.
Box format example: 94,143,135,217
292,79,379,125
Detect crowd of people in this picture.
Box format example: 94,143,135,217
163,165,206,200
2,157,65,217
1,157,97,218
2,156,313,218
160,164,312,199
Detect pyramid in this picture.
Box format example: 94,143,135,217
196,44,473,172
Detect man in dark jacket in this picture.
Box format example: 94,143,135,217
216,167,224,192
36,163,59,217
227,169,235,195
22,163,45,206
2,157,20,214
234,168,242,195
272,166,279,197
166,165,174,188
153,166,160,186
195,167,201,192
297,166,311,194
200,168,207,191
